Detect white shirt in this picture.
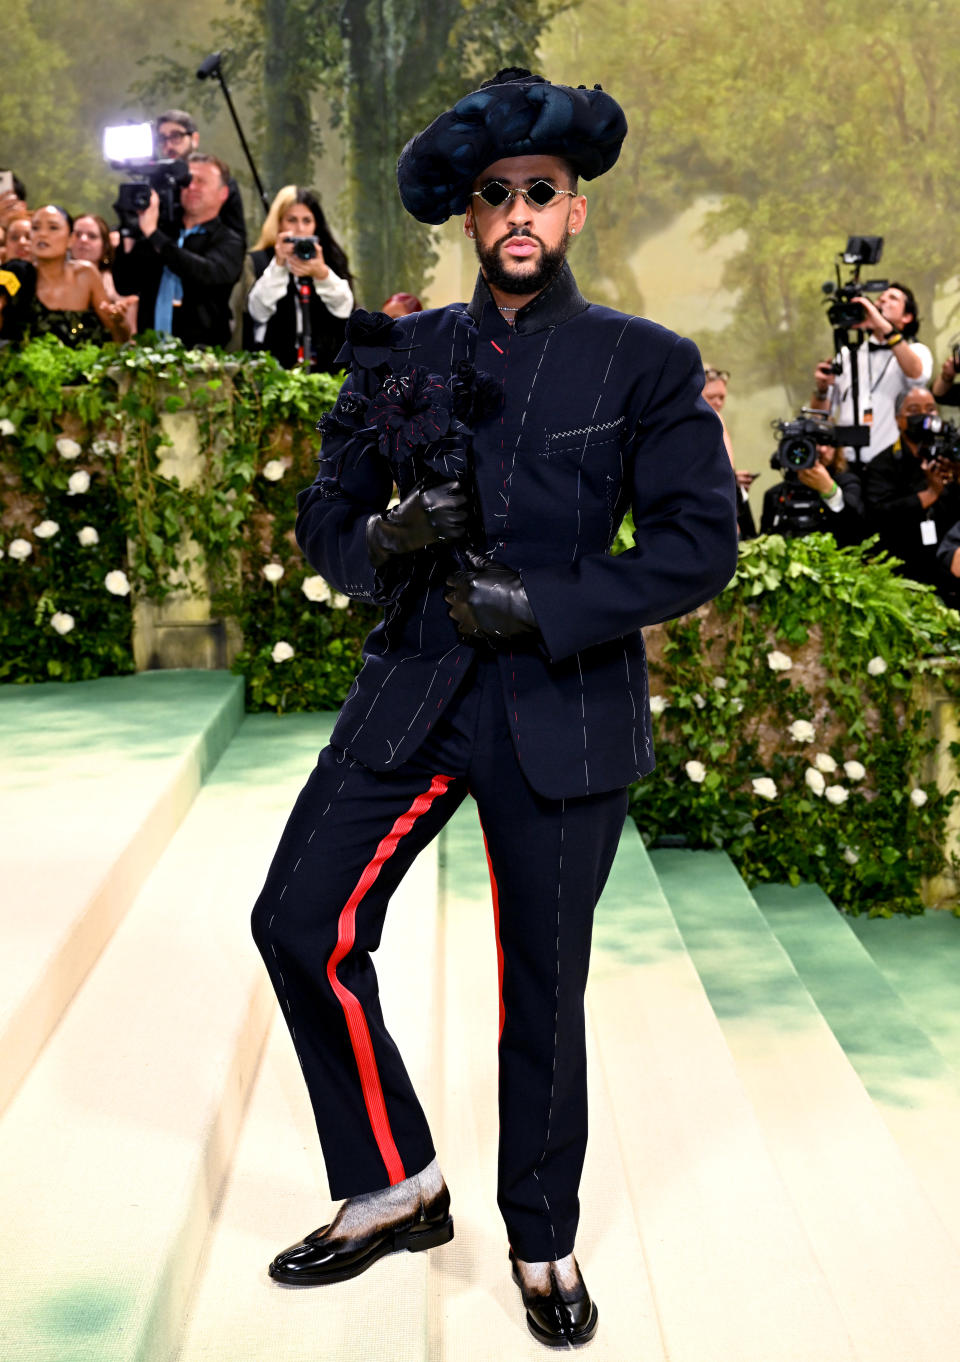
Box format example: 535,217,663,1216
828,338,933,464
246,257,354,343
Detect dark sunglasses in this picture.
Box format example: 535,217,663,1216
472,179,575,210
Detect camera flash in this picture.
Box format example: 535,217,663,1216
103,123,154,163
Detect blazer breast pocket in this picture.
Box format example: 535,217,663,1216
540,416,628,508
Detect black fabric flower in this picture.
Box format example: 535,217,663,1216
343,308,402,369
315,388,371,436
451,361,502,426
371,367,452,461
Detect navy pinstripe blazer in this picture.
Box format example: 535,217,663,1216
295,265,738,799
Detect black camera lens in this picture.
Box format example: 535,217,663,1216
780,436,818,471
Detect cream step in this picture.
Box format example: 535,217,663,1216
0,712,335,1362
434,804,667,1361
590,825,855,1362
755,881,960,1256
175,798,444,1360
653,848,960,1361
0,671,244,1117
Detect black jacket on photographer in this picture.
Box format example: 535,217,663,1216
241,246,353,373
113,216,244,348
863,438,960,602
760,470,864,546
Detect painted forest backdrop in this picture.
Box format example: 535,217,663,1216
6,0,960,474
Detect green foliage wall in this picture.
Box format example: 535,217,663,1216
634,532,960,916
0,336,376,702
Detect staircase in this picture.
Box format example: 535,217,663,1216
3,672,960,1362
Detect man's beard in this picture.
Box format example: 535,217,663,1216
475,228,568,295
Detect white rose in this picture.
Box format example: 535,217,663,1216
867,656,888,676
302,575,332,603
712,676,728,689
8,538,32,561
271,640,295,663
104,569,131,596
805,767,826,796
67,470,91,495
788,719,815,743
814,752,837,773
77,526,100,547
844,760,866,782
693,692,706,709
34,520,60,539
825,784,848,806
56,436,82,460
910,787,928,808
752,777,778,800
649,695,668,714
92,437,119,457
0,418,15,436
767,650,793,672
685,760,707,783
262,460,286,482
843,846,860,865
331,592,350,609
262,563,285,583
50,611,75,635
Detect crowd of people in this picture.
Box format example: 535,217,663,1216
0,109,422,370
4,115,960,610
706,280,960,608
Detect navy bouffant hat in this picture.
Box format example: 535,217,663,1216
397,68,627,225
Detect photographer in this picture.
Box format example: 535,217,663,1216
113,153,244,348
810,283,932,465
931,348,960,409
153,109,246,243
243,186,353,373
760,418,864,546
863,386,960,601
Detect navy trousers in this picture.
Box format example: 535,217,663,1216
251,656,627,1261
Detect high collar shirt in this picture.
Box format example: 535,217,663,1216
295,264,738,798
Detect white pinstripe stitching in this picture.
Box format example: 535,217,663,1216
494,327,556,552
380,644,463,764
623,645,638,771
546,415,625,442
531,800,564,1259
576,652,589,793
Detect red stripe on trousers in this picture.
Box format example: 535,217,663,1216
481,826,505,1043
327,773,453,1185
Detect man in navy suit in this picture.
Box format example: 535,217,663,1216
252,68,738,1348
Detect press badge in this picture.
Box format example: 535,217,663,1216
921,520,938,546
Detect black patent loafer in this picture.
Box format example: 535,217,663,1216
268,1185,454,1286
510,1249,599,1348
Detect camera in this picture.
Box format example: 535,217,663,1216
103,123,191,238
821,235,887,330
288,235,318,260
771,412,840,474
906,414,960,464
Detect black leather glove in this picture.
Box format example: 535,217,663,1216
366,479,468,568
444,551,539,641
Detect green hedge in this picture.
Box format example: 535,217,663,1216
3,337,959,913
634,532,960,916
0,334,376,703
